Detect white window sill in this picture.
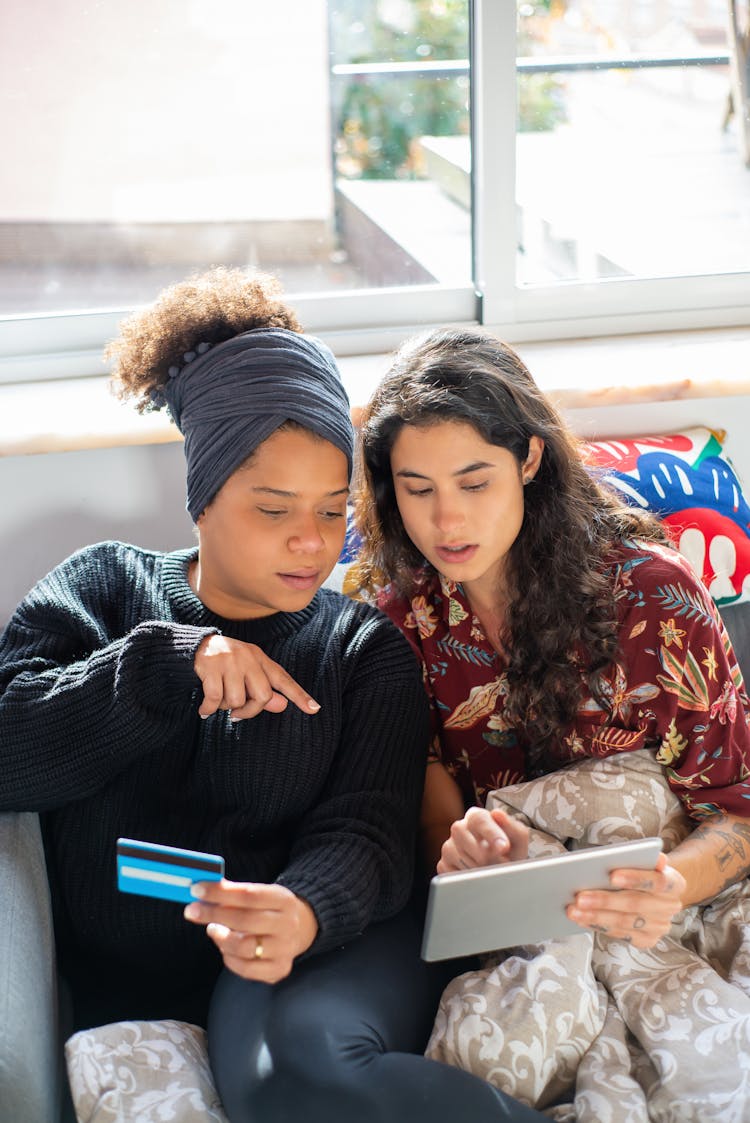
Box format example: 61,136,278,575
1,325,748,458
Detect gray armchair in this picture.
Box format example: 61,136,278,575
3,602,750,1123
0,812,66,1123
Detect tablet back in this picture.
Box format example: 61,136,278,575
421,836,663,961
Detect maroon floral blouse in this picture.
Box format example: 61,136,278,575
379,542,750,820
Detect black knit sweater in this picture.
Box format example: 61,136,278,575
0,542,428,1010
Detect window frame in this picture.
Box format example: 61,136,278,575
473,1,750,340
1,0,748,386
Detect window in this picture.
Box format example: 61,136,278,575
477,1,750,334
1,0,748,384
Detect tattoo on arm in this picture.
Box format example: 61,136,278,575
692,815,750,898
731,821,750,846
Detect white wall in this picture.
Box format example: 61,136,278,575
0,443,193,625
2,393,749,627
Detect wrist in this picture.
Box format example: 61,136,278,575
292,895,319,957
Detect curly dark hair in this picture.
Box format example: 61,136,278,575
354,328,669,770
107,267,302,412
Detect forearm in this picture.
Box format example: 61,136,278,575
420,760,466,877
421,824,452,877
668,812,750,906
0,620,214,808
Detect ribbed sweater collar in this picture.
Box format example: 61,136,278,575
160,548,322,642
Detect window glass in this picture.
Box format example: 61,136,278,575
0,0,470,317
515,1,748,285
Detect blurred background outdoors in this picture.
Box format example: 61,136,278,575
0,0,747,314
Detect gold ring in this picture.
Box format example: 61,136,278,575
254,938,264,960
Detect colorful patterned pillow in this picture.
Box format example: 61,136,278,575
583,426,750,607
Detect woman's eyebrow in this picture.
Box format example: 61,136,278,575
251,486,349,498
395,461,493,480
454,461,493,475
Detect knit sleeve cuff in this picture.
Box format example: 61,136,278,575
116,620,220,711
277,842,410,956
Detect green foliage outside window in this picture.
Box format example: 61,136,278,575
331,0,567,181
331,0,470,180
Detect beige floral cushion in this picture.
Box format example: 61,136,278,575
65,1019,228,1123
425,750,694,1113
487,746,691,856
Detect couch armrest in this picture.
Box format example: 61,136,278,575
0,812,63,1123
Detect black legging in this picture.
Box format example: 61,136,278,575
207,907,547,1123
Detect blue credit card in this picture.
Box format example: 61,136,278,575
116,837,225,904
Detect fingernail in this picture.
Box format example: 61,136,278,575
229,715,242,723
200,714,209,720
307,699,320,712
190,884,206,899
184,903,200,919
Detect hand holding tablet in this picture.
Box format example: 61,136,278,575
421,837,664,961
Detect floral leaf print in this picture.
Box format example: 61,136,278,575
447,597,469,626
438,575,460,598
486,766,525,789
654,583,713,626
615,554,652,583
579,662,660,722
709,681,738,725
482,731,519,751
435,635,495,667
612,554,651,606
404,596,439,638
590,726,648,754
664,763,719,791
629,620,648,639
563,729,586,755
720,627,745,691
656,717,689,766
656,645,710,711
444,678,506,730
688,800,724,819
697,744,732,766
487,712,512,733
701,646,718,682
658,617,686,649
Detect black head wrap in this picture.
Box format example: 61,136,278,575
163,328,354,520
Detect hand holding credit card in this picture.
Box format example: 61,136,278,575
116,837,225,904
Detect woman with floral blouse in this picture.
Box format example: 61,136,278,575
354,327,750,950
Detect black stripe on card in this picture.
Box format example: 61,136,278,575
116,840,222,873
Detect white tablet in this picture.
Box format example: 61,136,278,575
421,836,663,961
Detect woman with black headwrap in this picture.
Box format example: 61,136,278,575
0,270,546,1122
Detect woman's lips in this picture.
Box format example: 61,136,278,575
434,544,478,565
278,571,320,590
